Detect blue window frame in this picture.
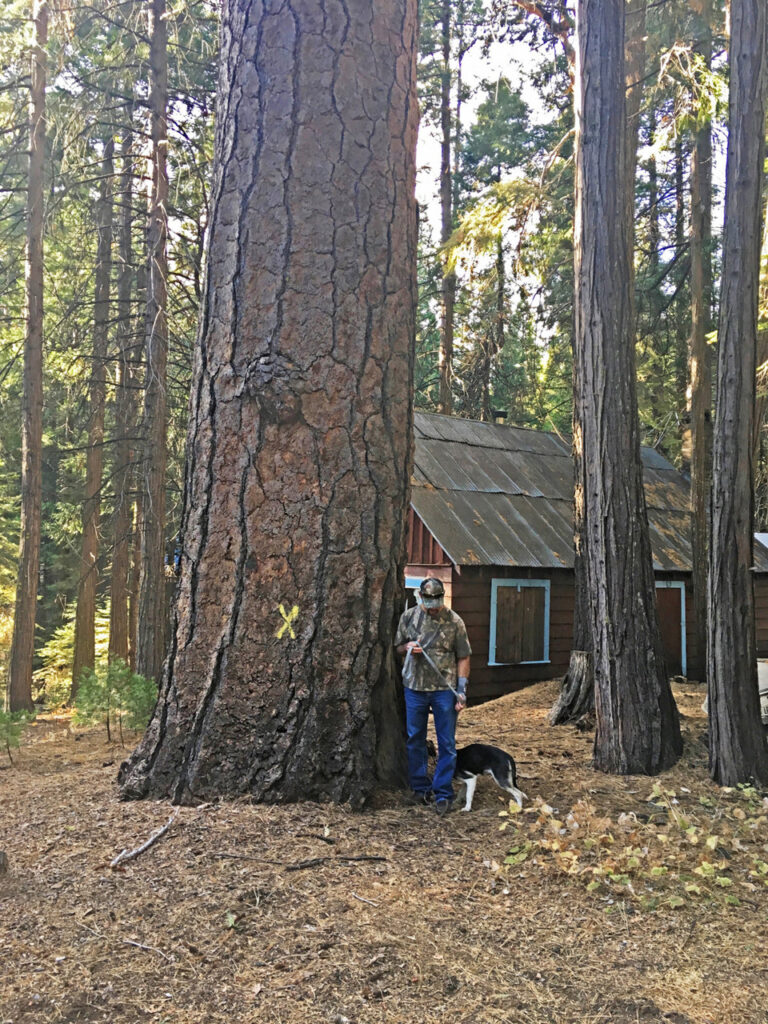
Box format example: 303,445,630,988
489,578,551,666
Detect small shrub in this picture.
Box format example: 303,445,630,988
0,709,34,765
74,659,157,742
33,603,111,708
113,661,158,731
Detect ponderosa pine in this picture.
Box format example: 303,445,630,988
119,0,418,805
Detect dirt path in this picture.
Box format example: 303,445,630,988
2,681,767,1024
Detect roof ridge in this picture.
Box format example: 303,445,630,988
414,409,566,440
413,409,680,466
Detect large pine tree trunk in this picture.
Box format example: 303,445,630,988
689,3,713,684
438,0,455,415
109,110,138,665
7,0,47,713
119,0,418,806
708,0,768,787
72,136,114,698
136,0,169,686
574,0,681,773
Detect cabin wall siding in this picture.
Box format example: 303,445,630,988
449,565,574,702
755,576,768,658
403,512,768,700
406,506,451,567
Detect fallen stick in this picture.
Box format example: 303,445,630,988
123,939,174,962
351,892,379,907
286,856,329,872
296,832,336,845
110,811,178,869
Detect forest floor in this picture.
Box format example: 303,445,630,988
2,680,768,1024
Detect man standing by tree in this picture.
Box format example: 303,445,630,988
395,578,471,815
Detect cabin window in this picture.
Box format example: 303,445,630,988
405,575,425,610
489,579,550,665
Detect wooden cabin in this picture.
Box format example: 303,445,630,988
405,412,768,703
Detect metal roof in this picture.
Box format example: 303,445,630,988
412,412,768,572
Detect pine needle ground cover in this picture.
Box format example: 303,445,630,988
2,682,768,1024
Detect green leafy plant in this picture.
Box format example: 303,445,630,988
74,659,157,742
0,708,33,765
33,602,111,708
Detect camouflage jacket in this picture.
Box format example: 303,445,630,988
394,605,471,692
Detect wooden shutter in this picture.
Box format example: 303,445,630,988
495,584,546,663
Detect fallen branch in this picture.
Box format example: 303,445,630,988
339,855,388,864
297,832,336,845
123,938,174,962
351,892,380,907
110,811,178,869
286,856,329,872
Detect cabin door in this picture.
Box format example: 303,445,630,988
655,582,686,677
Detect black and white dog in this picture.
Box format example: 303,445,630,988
455,743,527,812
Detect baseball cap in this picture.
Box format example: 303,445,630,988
419,577,445,609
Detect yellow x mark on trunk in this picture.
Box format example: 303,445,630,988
276,603,299,640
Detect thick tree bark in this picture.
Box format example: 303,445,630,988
109,112,138,665
708,0,768,787
554,0,647,727
574,0,681,773
550,650,593,724
689,3,713,684
72,136,114,698
754,207,768,462
119,0,418,806
7,0,47,713
136,0,169,686
438,0,455,415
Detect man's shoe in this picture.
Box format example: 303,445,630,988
406,790,433,806
434,799,452,817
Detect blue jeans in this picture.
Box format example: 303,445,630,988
403,687,457,803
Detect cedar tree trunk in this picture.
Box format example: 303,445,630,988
689,3,713,684
574,0,682,773
119,0,418,806
72,136,114,697
136,0,169,686
555,0,647,727
708,0,768,787
7,0,47,713
109,108,138,665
